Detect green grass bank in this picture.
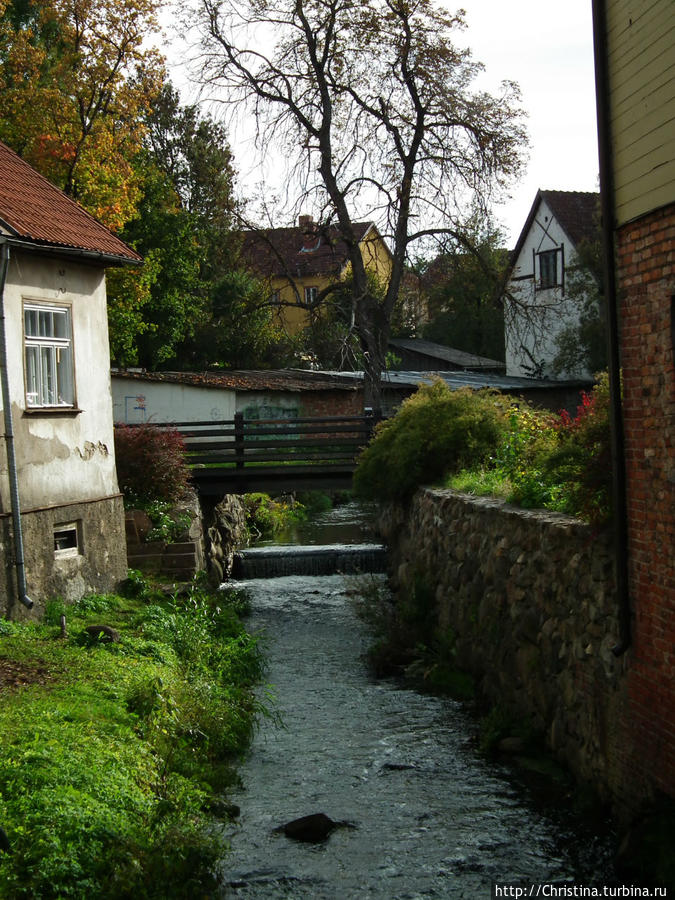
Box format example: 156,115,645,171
0,574,266,898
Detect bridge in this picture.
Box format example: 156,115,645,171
169,412,381,496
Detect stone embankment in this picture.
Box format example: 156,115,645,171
379,488,629,807
125,493,249,584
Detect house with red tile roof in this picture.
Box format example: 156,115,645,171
503,190,600,378
0,140,140,618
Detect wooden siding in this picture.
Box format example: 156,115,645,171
607,0,675,225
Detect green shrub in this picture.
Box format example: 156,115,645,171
114,423,191,505
444,377,612,525
242,492,306,540
354,380,506,501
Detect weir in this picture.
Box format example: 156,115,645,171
232,542,387,579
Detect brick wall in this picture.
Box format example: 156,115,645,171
616,201,675,808
298,389,364,417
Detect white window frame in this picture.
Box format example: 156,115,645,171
23,302,75,409
53,521,81,558
304,285,318,305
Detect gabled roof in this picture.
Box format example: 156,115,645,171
240,220,383,280
0,141,141,265
510,190,600,265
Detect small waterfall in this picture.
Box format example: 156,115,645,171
232,542,387,579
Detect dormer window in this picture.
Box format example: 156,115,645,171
24,303,74,408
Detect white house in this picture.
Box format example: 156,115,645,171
504,190,600,378
0,141,141,618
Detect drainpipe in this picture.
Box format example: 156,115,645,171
0,240,33,610
592,0,630,654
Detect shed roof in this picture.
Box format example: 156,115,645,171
388,338,505,371
111,368,361,393
0,140,141,264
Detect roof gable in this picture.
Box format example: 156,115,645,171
240,220,383,280
510,190,600,266
0,141,141,264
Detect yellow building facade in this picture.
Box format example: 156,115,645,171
241,217,393,336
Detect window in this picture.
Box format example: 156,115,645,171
538,250,558,289
24,304,74,408
304,286,318,305
53,522,80,557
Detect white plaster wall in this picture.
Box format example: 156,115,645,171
504,198,587,378
0,251,120,511
111,378,236,424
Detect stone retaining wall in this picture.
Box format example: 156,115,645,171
125,494,205,581
379,488,634,811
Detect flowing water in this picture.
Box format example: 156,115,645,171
218,502,615,898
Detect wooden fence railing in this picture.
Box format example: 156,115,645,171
151,411,382,495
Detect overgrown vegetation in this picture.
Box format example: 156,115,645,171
354,381,506,502
354,375,612,525
0,575,266,898
241,492,307,540
349,572,474,700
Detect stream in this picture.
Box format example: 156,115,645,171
218,502,615,898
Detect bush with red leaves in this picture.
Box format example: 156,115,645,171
114,423,191,504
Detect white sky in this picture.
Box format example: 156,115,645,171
162,0,600,247
461,0,600,244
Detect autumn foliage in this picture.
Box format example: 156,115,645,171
114,422,192,504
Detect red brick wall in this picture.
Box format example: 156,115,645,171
298,390,364,417
616,202,675,807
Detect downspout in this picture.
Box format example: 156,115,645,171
0,240,34,610
591,0,630,654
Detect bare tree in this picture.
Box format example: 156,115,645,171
184,0,527,407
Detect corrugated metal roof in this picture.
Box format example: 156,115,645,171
316,369,592,392
0,141,141,263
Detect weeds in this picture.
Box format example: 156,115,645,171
348,572,474,700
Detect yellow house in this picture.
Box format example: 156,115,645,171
240,216,393,335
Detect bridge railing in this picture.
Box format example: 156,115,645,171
150,411,382,494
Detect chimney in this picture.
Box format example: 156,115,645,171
298,214,320,251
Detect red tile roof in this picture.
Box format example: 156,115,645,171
240,220,377,279
0,141,141,264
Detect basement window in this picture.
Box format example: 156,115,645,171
53,522,80,558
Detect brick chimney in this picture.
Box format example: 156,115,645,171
298,214,320,251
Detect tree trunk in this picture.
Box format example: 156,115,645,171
358,300,389,413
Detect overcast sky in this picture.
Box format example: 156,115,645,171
462,0,600,244
164,0,600,247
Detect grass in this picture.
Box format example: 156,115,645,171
0,575,267,899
